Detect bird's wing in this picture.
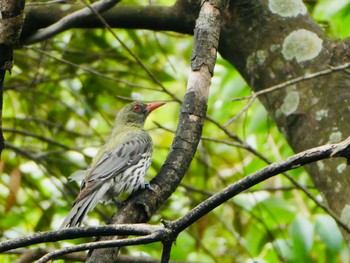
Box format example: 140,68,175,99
76,137,151,201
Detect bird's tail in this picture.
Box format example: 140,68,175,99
60,178,112,229
59,194,97,229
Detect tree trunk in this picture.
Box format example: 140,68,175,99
219,0,350,244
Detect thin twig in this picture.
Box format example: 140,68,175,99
3,128,76,151
35,233,161,263
79,0,182,103
157,113,346,231
24,46,161,92
0,225,161,253
225,63,350,126
2,136,350,261
169,136,350,233
224,95,256,127
231,63,350,102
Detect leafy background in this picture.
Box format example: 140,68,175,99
1,0,350,262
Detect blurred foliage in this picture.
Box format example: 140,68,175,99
1,0,350,262
312,0,350,38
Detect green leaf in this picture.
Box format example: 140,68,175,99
271,238,294,261
171,231,196,261
251,197,298,225
35,204,56,232
315,214,343,253
246,222,269,255
290,216,314,261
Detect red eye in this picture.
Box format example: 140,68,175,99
133,105,142,112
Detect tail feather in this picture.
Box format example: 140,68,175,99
60,194,95,229
60,183,111,229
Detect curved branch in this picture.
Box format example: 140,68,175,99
20,0,199,44
2,135,350,260
23,0,121,44
168,136,350,233
4,248,86,262
230,62,350,102
36,233,162,263
4,248,191,262
0,224,161,252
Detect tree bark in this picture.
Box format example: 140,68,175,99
219,0,350,243
0,0,26,156
87,0,226,261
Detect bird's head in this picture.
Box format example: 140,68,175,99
116,101,165,127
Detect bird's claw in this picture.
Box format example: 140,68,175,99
144,182,155,193
112,199,123,208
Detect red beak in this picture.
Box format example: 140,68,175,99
146,102,165,114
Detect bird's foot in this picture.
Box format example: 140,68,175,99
112,198,123,208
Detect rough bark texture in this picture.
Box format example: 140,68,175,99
20,1,197,44
219,0,350,241
0,0,26,156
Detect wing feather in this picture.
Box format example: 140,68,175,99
60,135,152,228
75,136,151,201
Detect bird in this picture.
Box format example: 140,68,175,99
60,101,165,228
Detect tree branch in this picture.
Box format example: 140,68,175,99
0,224,161,252
230,62,350,102
36,233,162,263
20,0,199,44
23,0,120,44
161,241,173,263
8,248,86,263
2,135,350,261
219,0,350,245
6,248,190,263
225,62,350,126
168,136,350,233
86,0,227,261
